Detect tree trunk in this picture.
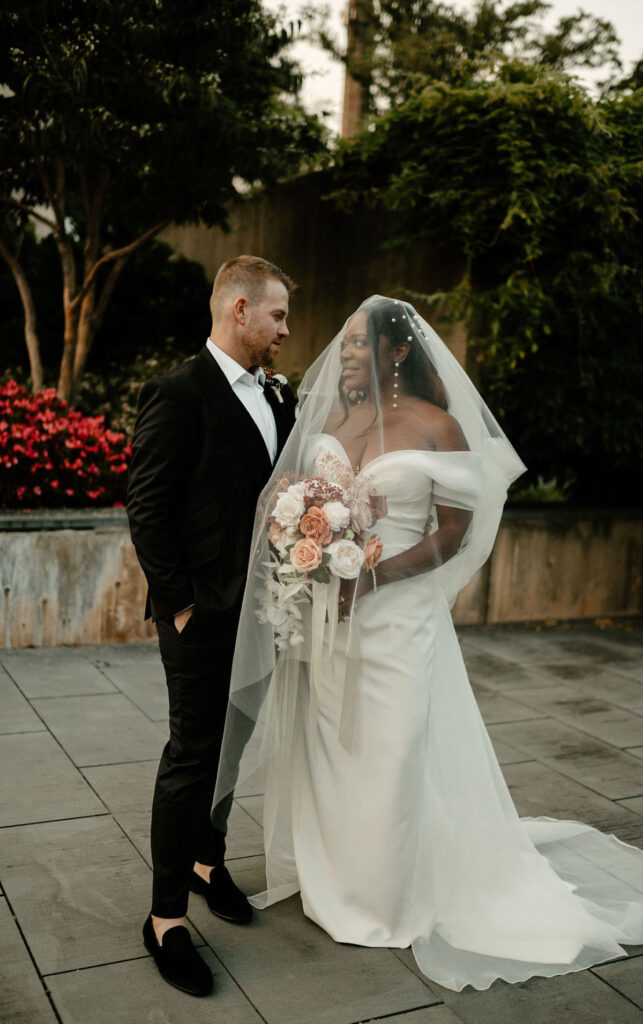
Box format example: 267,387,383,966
57,294,79,402
71,256,127,390
72,281,97,392
0,238,44,390
56,235,79,402
57,210,168,401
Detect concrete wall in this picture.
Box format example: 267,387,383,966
1,510,640,648
0,513,154,648
484,511,643,623
162,171,470,380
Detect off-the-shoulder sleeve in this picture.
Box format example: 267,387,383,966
387,450,483,511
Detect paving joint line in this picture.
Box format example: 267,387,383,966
588,965,643,1011
176,918,270,1024
347,1004,445,1024
1,884,64,1024
0,661,114,805
84,654,170,728
79,757,159,769
484,715,550,726
42,952,154,977
29,690,117,700
0,812,111,830
0,728,47,736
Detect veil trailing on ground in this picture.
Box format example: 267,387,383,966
213,294,524,826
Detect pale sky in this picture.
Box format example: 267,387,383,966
265,0,643,133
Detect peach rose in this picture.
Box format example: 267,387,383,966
290,538,323,573
363,536,383,570
300,506,332,546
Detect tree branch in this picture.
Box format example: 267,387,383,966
83,165,110,272
93,255,128,329
79,164,91,223
69,219,170,312
0,196,57,231
72,255,129,383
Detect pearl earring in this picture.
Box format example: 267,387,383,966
392,362,400,409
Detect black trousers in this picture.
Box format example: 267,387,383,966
151,603,241,918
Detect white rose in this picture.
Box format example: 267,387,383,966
274,373,288,385
273,488,305,528
326,539,365,579
322,500,350,532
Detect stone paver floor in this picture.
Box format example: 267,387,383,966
1,620,642,1024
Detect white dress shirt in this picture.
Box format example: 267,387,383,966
206,338,278,464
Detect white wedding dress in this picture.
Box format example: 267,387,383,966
250,434,643,991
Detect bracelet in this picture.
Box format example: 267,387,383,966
370,568,378,593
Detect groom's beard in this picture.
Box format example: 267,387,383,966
241,332,279,369
257,339,280,367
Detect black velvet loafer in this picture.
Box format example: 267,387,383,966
189,866,253,924
143,915,213,997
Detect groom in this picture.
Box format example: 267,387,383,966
127,255,297,996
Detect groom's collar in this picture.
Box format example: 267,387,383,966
206,338,266,387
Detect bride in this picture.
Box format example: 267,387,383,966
214,295,643,991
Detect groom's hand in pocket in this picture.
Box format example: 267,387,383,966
174,608,193,634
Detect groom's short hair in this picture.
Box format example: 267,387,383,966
210,255,296,318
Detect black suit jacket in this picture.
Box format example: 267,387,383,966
126,346,296,622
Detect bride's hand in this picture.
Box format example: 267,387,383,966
338,572,370,620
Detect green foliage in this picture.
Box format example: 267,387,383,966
509,474,575,504
0,0,324,396
306,0,624,114
86,241,210,374
0,0,321,228
76,344,196,439
328,72,643,504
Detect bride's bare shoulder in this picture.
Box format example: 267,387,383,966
323,412,344,434
411,398,469,452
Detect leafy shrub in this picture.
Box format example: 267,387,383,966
328,72,643,505
0,380,130,509
75,344,196,440
509,475,575,505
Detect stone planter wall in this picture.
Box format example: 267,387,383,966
0,510,154,648
1,508,641,648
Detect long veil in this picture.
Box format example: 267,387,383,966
213,296,643,991
214,295,524,806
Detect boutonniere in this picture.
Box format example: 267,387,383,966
264,368,288,404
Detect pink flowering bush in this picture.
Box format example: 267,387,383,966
0,380,131,509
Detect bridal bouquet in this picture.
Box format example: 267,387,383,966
257,454,387,650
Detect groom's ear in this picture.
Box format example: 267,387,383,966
233,297,248,325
